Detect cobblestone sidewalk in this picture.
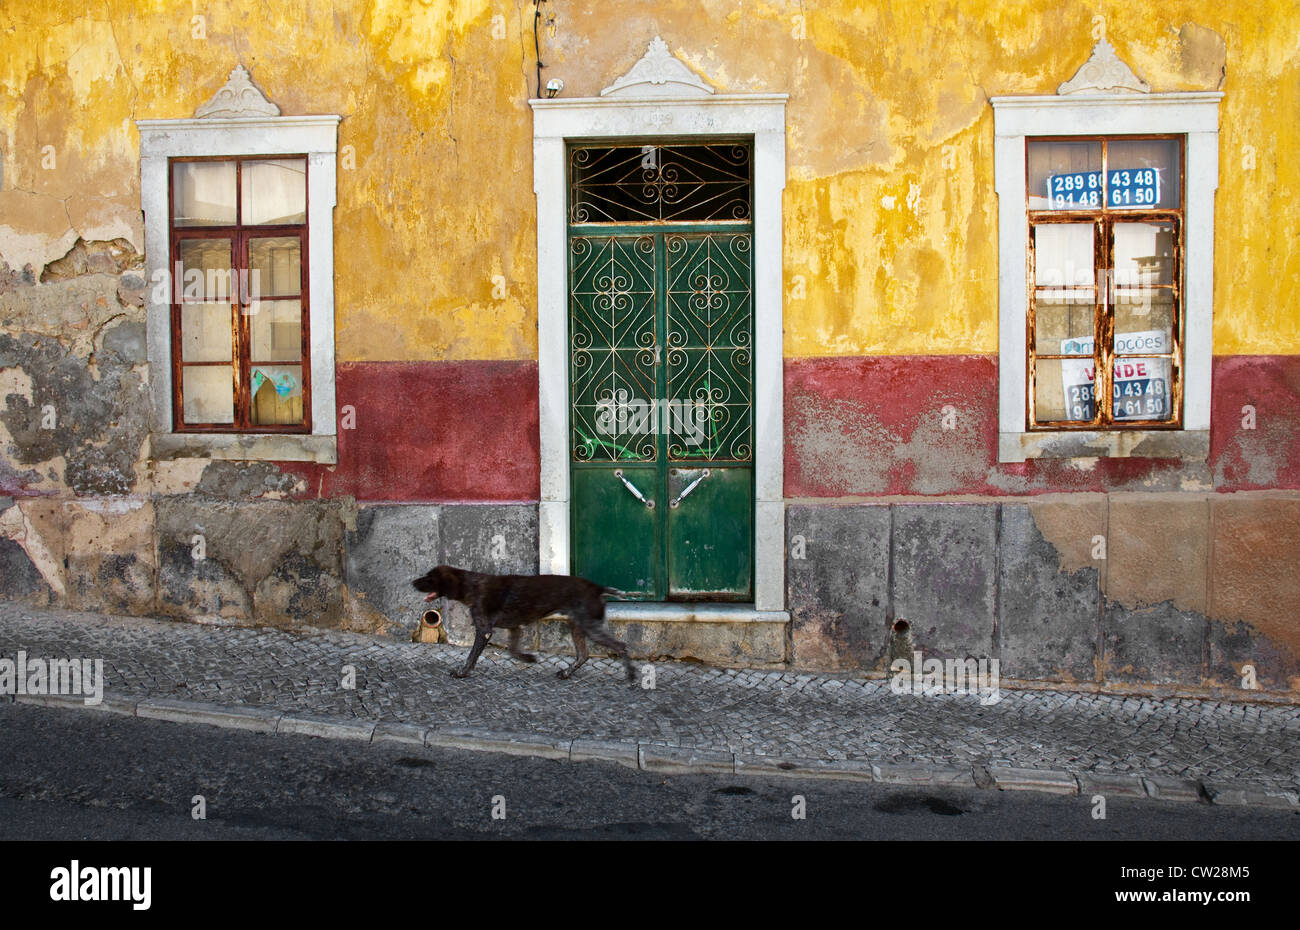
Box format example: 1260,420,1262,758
2,601,1298,808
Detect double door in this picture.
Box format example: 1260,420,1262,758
568,229,754,600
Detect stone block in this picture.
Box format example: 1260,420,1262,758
0,537,51,605
154,497,345,627
891,504,998,661
1207,494,1300,692
63,498,155,615
437,503,538,575
998,501,1101,682
1106,494,1208,612
1102,601,1206,686
786,503,890,671
344,504,440,635
536,616,786,667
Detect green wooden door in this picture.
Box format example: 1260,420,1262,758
569,229,754,601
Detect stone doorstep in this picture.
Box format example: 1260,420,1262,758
11,694,1297,811
606,603,790,624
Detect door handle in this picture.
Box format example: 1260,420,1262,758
669,469,710,508
613,469,655,509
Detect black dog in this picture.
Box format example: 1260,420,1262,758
411,565,635,682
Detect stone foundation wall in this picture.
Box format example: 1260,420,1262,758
5,492,1296,698
787,493,1300,698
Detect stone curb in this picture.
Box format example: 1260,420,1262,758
1202,782,1300,810
873,762,977,789
733,755,874,781
1076,773,1148,798
371,722,430,747
426,727,572,761
136,698,282,733
639,745,735,775
987,766,1080,795
277,714,376,742
11,693,1299,811
15,692,139,716
1142,775,1210,804
570,737,640,769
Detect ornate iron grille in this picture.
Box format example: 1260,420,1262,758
665,233,752,461
569,235,659,461
569,143,752,224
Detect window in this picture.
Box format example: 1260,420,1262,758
137,67,340,463
170,157,311,431
991,70,1221,463
1027,136,1183,429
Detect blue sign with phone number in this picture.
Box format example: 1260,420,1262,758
1046,168,1162,209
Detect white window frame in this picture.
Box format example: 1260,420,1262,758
137,115,341,463
991,91,1222,463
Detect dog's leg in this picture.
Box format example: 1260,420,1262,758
557,623,589,680
452,626,491,679
586,624,636,683
507,627,536,664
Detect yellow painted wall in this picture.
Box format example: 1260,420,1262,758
0,1,1296,359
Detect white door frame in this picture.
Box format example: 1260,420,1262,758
530,72,786,610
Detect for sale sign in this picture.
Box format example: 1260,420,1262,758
1058,330,1171,422
1045,167,1162,210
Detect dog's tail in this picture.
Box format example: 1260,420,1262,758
601,586,631,600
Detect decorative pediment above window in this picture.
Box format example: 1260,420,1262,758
195,64,281,118
1057,39,1150,95
601,36,715,98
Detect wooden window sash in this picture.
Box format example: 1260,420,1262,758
168,156,312,434
1025,136,1185,431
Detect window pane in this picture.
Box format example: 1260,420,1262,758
1112,357,1173,421
173,161,236,226
1114,291,1174,353
1114,222,1175,286
1036,357,1096,423
1028,140,1102,210
251,365,304,426
241,159,307,225
1033,224,1094,286
177,239,233,301
1107,139,1180,209
1034,291,1095,355
249,237,301,297
182,366,234,423
250,300,302,362
180,303,233,362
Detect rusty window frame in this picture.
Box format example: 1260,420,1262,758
1025,135,1185,431
167,155,312,434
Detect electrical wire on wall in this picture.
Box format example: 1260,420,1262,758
533,0,548,98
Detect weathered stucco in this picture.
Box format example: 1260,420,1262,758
1,2,1296,361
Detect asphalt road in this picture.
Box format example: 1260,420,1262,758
1,702,1297,842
